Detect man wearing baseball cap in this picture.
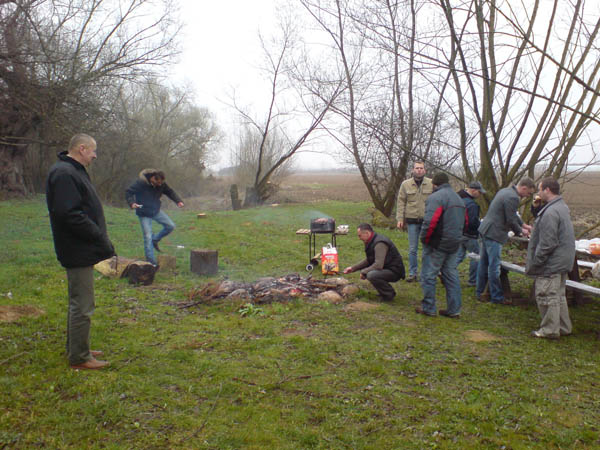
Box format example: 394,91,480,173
455,181,486,286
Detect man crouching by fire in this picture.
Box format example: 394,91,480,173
343,223,405,302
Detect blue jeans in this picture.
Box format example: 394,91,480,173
420,246,462,315
407,222,423,277
476,237,504,303
455,237,479,285
139,211,175,264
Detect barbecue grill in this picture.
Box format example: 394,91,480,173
295,218,348,271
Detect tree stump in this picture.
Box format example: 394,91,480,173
230,184,242,211
157,254,176,272
121,261,157,285
190,249,218,275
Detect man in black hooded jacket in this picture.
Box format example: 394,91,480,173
46,133,115,370
125,169,184,265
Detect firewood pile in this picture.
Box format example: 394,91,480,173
179,274,360,308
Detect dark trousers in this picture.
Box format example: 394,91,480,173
366,269,401,300
66,266,95,365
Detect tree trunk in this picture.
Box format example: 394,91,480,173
230,184,242,210
0,145,29,198
243,186,261,207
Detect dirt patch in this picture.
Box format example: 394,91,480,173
344,301,380,312
0,305,45,322
281,328,312,337
464,329,501,342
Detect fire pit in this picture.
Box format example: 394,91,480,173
178,274,360,308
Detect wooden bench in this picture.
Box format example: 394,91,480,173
466,253,600,299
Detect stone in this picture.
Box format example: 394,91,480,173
227,289,251,299
324,277,350,286
215,280,240,296
341,285,360,297
318,290,344,303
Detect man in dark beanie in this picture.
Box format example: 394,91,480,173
455,181,485,286
416,172,465,318
343,223,405,301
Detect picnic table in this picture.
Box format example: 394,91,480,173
467,237,600,303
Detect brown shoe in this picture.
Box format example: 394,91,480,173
495,299,513,306
439,309,460,318
90,350,103,357
415,307,436,317
71,358,109,370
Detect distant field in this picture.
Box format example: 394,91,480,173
271,171,600,236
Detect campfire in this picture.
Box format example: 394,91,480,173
179,274,360,308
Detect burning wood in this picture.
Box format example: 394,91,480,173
180,274,358,308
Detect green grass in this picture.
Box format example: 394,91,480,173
2,197,600,448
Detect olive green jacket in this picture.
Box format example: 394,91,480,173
396,177,433,222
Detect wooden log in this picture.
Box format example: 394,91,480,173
94,256,136,278
190,249,218,275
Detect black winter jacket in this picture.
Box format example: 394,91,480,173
46,152,115,268
458,189,481,238
365,233,405,278
125,169,182,217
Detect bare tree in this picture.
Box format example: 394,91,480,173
435,0,600,205
298,0,457,217
91,80,220,203
0,0,180,197
230,15,343,207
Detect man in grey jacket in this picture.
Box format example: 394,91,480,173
525,177,575,339
476,178,536,304
415,172,465,318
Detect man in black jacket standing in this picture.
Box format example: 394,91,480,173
46,134,115,370
125,169,184,266
455,181,485,286
343,223,405,301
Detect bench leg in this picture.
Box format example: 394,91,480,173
500,268,512,301
567,260,582,306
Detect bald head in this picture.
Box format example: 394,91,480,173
67,134,97,167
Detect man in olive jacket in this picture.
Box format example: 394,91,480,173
396,161,434,282
126,169,184,265
416,172,465,318
525,178,575,339
46,134,115,370
343,223,405,301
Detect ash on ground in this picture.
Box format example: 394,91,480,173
177,274,360,308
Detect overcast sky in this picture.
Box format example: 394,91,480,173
172,1,599,172
173,0,340,170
